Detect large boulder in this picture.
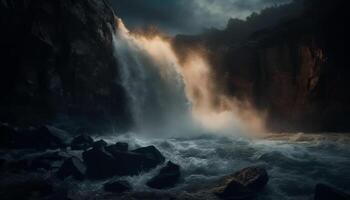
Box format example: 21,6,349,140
131,146,165,163
106,142,129,154
57,157,86,180
83,145,165,179
70,134,94,150
147,161,181,189
217,166,269,199
92,139,108,149
103,180,132,193
82,147,116,179
314,183,350,200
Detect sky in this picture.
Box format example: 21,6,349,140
110,0,292,35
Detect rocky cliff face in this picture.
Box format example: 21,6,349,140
173,0,348,132
0,0,131,130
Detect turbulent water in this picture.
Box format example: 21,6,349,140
67,133,350,200
103,18,350,199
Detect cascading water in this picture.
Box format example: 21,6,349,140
111,17,261,135
112,18,196,135
77,18,350,200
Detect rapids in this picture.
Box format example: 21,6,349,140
93,18,350,200
67,133,350,200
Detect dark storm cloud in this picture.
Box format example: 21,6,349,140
110,0,291,35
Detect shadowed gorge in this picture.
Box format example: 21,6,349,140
0,0,349,200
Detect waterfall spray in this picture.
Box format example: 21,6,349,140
112,17,265,135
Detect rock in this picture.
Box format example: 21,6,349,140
0,123,15,148
33,125,71,150
92,139,108,149
83,145,165,179
147,161,181,189
131,146,165,163
57,157,86,180
7,159,30,172
28,151,71,171
314,183,350,200
35,151,71,161
217,166,269,199
70,134,94,150
82,147,116,179
0,0,131,130
4,125,71,150
103,180,132,193
0,158,6,168
0,176,53,200
28,159,53,171
109,150,165,176
106,142,128,154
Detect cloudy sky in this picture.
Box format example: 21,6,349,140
110,0,291,35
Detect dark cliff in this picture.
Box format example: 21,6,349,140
0,0,131,131
173,0,348,132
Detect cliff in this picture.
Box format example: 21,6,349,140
0,0,131,130
173,0,348,132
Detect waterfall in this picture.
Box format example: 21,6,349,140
111,17,265,136
111,18,194,135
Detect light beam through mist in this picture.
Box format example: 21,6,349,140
113,17,265,136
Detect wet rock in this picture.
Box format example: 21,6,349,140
83,145,165,179
92,139,108,149
314,183,350,200
217,166,269,199
131,146,165,163
82,146,116,179
103,180,132,193
147,161,181,189
70,134,94,150
57,157,86,180
110,150,165,176
106,142,128,154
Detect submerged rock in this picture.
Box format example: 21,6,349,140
57,157,86,180
147,161,181,189
70,134,94,150
104,180,132,193
217,166,269,199
314,183,350,200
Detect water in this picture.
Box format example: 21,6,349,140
90,133,350,200
106,19,350,199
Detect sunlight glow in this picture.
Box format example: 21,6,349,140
115,17,266,135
